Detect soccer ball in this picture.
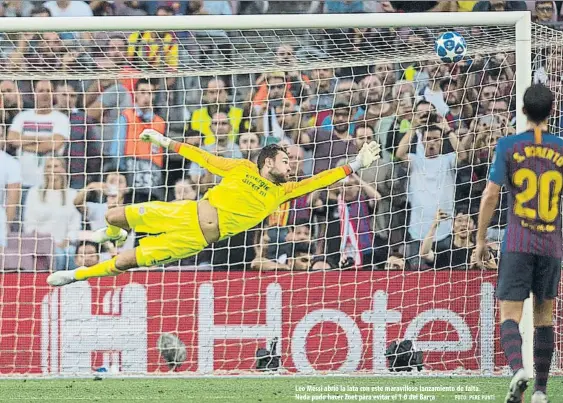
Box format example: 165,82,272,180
434,31,467,63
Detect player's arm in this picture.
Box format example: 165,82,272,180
140,129,247,177
476,140,506,245
282,142,380,201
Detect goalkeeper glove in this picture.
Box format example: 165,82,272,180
350,141,381,172
139,129,171,149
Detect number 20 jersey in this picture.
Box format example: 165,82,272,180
489,131,563,258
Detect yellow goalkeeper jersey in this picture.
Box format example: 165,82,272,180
174,143,351,240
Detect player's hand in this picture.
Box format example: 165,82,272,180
139,129,171,149
356,141,381,168
474,241,490,269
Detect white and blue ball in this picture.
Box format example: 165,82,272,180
434,31,467,63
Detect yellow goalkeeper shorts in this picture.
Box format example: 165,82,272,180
125,200,208,266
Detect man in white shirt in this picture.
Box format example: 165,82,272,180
7,80,70,189
0,150,21,249
396,124,463,265
43,0,93,17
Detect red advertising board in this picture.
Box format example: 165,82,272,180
0,271,502,375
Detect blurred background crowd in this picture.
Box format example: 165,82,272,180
0,0,560,273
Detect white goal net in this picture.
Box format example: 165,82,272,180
0,12,560,376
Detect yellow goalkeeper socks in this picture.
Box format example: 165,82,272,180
105,223,123,238
75,257,123,280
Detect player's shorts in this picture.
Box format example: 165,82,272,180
125,200,208,266
496,252,561,303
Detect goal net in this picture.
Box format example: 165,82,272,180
0,12,559,376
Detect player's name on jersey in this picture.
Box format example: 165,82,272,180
513,145,563,165
520,220,556,233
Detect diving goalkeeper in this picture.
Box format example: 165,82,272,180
47,129,380,286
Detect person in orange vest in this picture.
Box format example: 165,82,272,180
111,78,166,202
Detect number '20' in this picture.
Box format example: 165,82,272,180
513,168,563,222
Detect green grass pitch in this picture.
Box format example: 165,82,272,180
1,376,562,402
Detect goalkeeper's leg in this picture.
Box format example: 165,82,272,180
47,200,209,286
47,230,208,286
90,206,130,246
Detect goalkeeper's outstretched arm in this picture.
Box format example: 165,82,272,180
282,142,381,201
140,129,247,177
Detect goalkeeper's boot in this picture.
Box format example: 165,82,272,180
504,368,529,403
47,270,78,287
92,227,128,247
531,391,549,403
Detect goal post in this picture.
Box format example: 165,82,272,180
0,11,552,377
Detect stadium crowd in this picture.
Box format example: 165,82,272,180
0,0,560,272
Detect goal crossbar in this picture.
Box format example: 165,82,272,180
0,11,532,32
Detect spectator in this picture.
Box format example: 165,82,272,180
253,45,311,104
287,143,310,179
308,67,337,124
173,178,198,202
285,220,312,243
188,0,232,60
272,101,303,145
333,173,382,268
30,5,51,17
90,0,115,16
43,0,93,17
127,21,179,73
238,132,261,163
324,0,364,13
55,82,102,189
0,148,21,251
142,1,190,15
23,157,80,271
286,242,313,270
74,241,100,268
264,1,322,13
113,0,148,16
187,78,244,146
354,125,375,152
318,81,361,134
73,171,128,232
2,1,34,17
534,47,562,87
383,252,411,271
254,72,299,138
417,69,453,120
533,1,557,23
389,0,454,12
385,85,417,158
358,75,395,153
197,0,232,14
251,228,291,271
396,124,463,264
441,78,473,129
85,75,133,156
189,112,242,181
419,209,476,270
112,78,166,202
472,0,527,11
306,100,358,174
0,80,23,127
266,220,314,268
155,4,175,16
7,80,70,190
474,84,499,117
486,97,513,128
